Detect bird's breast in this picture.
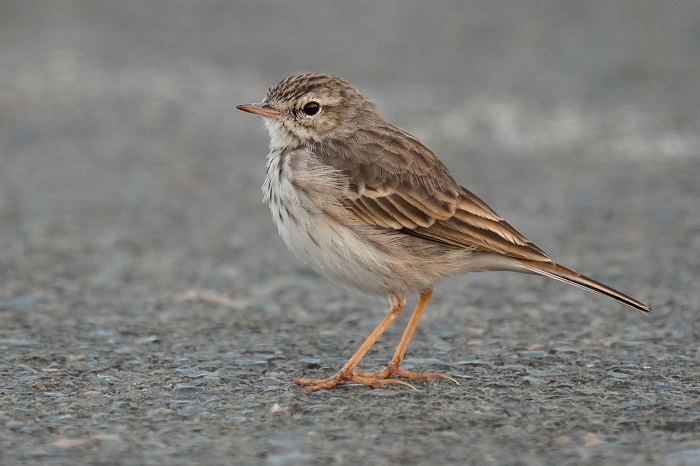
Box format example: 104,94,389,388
261,149,406,295
262,149,335,258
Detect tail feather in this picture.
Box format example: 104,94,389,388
517,260,652,313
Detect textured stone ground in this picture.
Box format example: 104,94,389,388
1,1,698,465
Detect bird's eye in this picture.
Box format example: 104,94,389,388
302,101,320,116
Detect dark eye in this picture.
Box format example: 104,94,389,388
302,101,320,116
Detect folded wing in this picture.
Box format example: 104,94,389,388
313,121,551,263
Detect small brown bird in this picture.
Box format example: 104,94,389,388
237,74,652,392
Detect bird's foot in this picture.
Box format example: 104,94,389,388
357,364,459,384
294,370,416,392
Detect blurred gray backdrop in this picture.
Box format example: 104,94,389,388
1,1,698,465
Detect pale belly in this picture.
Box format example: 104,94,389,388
263,150,412,295
267,188,401,295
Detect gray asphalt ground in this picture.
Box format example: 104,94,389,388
1,1,699,465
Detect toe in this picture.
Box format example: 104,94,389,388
394,369,459,384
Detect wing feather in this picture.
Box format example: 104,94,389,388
313,121,551,262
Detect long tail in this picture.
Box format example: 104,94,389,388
516,260,652,313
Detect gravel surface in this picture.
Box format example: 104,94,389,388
1,1,699,465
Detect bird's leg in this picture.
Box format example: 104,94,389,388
294,294,414,391
359,290,458,384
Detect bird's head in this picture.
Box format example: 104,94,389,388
237,74,376,148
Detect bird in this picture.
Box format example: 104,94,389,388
236,73,652,391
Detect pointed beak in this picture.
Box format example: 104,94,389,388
236,103,284,119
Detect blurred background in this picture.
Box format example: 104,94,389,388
1,1,698,464
1,1,698,294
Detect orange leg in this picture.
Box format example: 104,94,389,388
359,290,458,384
294,294,415,392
